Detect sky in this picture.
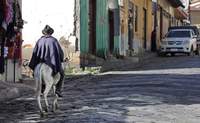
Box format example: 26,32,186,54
22,0,74,46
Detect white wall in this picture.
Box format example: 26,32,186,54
22,0,74,46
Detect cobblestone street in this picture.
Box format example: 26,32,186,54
1,55,200,123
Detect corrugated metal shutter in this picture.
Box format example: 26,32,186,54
113,8,120,55
96,0,109,57
80,0,89,53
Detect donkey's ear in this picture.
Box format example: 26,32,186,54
64,57,69,62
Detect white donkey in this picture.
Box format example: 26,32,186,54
34,59,68,116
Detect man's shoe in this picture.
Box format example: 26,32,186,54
56,91,63,97
41,84,45,93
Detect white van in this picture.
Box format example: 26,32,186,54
160,29,197,56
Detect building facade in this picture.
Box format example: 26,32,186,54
126,0,153,54
79,0,153,66
77,0,188,67
153,0,187,50
0,0,23,82
80,0,121,58
190,0,200,27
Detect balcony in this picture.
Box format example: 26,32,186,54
168,0,185,8
175,8,188,19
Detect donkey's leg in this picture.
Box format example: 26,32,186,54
35,75,44,115
34,64,45,116
37,93,47,117
52,85,59,112
36,88,43,114
43,83,52,112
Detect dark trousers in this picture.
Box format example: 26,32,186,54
56,69,65,93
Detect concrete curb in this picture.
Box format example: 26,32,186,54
0,81,35,102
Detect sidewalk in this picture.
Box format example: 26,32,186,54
101,52,157,72
0,52,157,102
0,79,35,102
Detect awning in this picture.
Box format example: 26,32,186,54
174,8,188,19
168,0,185,8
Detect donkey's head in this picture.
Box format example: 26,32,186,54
61,57,69,71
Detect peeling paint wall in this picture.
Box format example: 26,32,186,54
74,0,80,51
128,0,152,54
120,0,129,56
191,11,200,26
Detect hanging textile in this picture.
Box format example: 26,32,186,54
0,28,5,74
5,0,14,25
5,0,23,40
13,31,22,64
0,0,6,26
0,1,4,26
4,0,15,40
0,0,6,74
13,0,23,29
0,0,23,74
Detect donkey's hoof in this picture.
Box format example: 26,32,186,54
52,109,56,113
52,106,58,113
54,104,59,110
40,111,48,118
44,107,49,112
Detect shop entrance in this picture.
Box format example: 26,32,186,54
89,0,96,54
109,10,115,54
128,2,134,50
143,8,147,49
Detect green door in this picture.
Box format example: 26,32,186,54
80,0,89,53
96,0,109,57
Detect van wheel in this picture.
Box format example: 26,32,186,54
157,52,166,57
171,53,175,56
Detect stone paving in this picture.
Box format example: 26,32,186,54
1,55,200,123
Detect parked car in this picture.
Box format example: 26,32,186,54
168,26,200,55
159,29,197,56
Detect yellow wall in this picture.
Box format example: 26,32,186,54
119,0,129,56
146,0,153,50
157,0,174,16
121,0,129,35
156,0,175,48
191,11,200,25
128,0,152,52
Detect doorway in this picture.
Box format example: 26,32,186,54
109,10,114,54
128,2,134,50
89,0,96,54
143,8,147,49
160,8,163,40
